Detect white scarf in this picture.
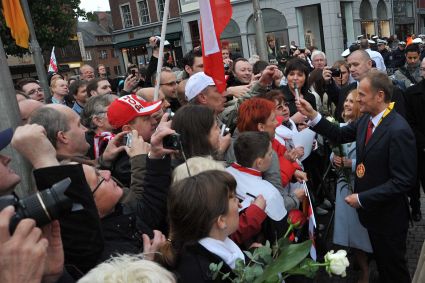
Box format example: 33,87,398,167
199,237,245,269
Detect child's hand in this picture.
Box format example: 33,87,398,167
252,194,266,210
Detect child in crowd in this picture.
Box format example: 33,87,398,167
226,131,287,245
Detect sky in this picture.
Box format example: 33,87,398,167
79,0,110,12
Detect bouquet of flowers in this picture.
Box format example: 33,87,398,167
210,210,349,282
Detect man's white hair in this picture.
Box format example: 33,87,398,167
78,254,176,283
311,50,326,61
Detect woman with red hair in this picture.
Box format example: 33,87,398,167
237,98,307,188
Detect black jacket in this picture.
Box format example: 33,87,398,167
405,80,425,151
175,243,234,283
33,164,104,278
312,110,416,234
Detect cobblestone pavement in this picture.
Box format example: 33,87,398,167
311,194,425,283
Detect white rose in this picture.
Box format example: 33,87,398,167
324,250,350,277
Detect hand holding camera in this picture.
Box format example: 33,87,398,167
150,113,179,159
123,130,151,158
0,206,48,283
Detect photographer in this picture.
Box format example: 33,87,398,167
118,64,143,96
0,125,87,282
101,95,163,187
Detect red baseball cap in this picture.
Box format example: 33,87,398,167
107,95,162,129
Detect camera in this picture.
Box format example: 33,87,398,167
330,68,341,77
224,63,230,71
163,133,181,150
0,178,74,234
122,133,133,148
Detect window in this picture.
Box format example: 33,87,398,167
158,0,166,21
84,51,92,61
138,0,150,24
99,50,108,59
120,4,133,28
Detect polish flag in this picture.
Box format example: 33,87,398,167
48,46,58,73
199,0,232,93
302,181,317,261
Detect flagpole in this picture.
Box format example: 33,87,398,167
20,0,51,100
153,0,171,101
0,36,34,196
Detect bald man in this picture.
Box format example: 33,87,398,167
30,104,89,158
19,99,43,124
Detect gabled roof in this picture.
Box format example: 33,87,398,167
77,21,112,47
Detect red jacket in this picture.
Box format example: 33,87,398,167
230,204,266,245
272,138,301,187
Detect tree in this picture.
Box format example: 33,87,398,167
0,0,87,56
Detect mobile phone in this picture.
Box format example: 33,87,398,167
131,69,136,78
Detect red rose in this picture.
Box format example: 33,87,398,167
287,209,307,229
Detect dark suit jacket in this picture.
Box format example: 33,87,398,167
405,80,425,151
313,110,417,234
175,243,234,283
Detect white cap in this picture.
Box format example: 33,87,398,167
155,36,170,45
368,39,375,44
412,38,423,44
399,41,406,45
280,45,287,48
290,45,297,49
185,72,215,101
341,48,350,57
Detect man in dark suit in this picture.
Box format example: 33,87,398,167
297,69,416,283
405,57,425,221
323,50,406,121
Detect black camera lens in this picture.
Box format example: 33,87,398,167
0,178,73,234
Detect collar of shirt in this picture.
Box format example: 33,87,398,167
370,108,387,131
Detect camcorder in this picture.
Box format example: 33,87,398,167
0,178,79,234
330,68,341,77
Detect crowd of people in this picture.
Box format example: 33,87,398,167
1,33,425,283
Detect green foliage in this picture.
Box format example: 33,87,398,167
0,0,87,56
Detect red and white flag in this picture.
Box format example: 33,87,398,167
48,46,58,73
199,0,232,93
302,181,317,261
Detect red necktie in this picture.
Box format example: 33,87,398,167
365,120,374,145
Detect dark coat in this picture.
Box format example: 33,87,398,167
175,243,234,283
312,110,416,234
405,80,425,151
33,164,104,277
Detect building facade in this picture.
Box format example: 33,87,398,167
109,0,183,73
180,0,394,64
77,13,121,77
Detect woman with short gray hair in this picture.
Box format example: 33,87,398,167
80,94,118,159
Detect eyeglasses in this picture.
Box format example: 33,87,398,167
92,171,105,195
420,67,425,72
27,88,44,96
160,81,177,86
